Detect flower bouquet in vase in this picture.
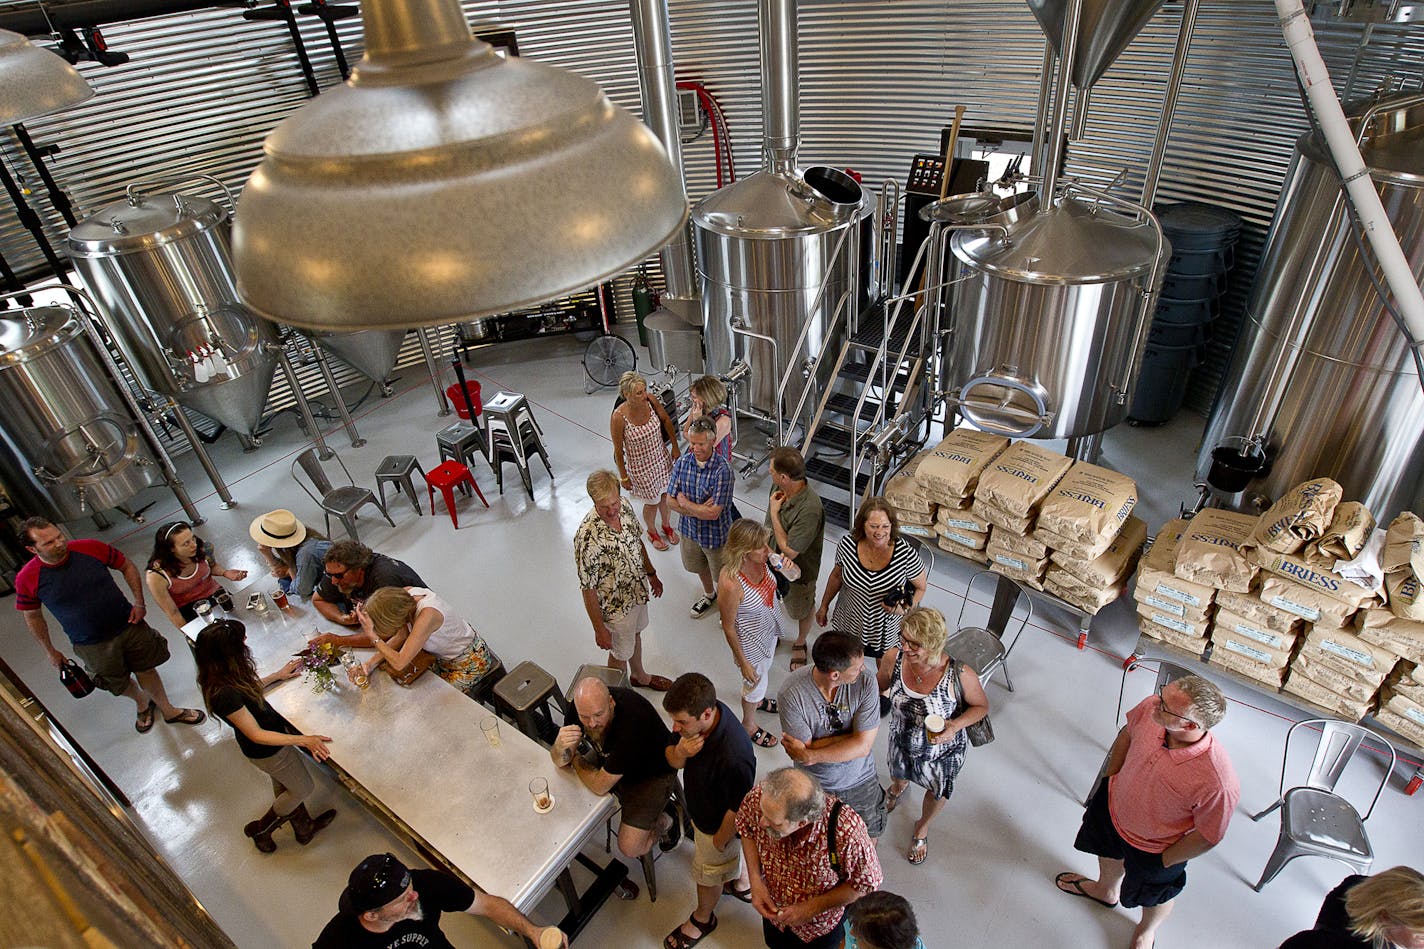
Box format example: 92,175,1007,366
294,642,342,694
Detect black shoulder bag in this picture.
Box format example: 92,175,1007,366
951,661,995,747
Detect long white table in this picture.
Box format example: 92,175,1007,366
182,591,623,940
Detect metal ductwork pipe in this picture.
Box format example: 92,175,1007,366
0,1,218,33
629,0,696,302
759,0,799,176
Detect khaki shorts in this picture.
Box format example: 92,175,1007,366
616,771,678,831
605,603,649,662
691,827,742,886
782,579,816,621
74,622,171,694
679,536,727,580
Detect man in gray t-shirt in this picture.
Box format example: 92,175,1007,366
777,630,887,837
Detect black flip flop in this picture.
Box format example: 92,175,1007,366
756,697,778,713
135,700,157,734
1054,872,1119,908
722,881,753,903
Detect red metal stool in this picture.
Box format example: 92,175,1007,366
422,460,488,528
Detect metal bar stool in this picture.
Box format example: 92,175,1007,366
490,423,552,499
492,661,570,746
421,460,488,528
374,454,423,515
436,420,488,471
484,391,551,473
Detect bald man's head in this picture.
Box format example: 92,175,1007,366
573,677,615,737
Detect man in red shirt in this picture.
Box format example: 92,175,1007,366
16,517,204,733
737,767,883,949
1055,674,1239,949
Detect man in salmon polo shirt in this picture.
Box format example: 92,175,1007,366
1054,674,1239,949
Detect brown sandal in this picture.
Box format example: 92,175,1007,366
664,912,717,949
789,643,808,671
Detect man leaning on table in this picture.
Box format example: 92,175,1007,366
313,852,566,948
308,540,425,645
552,676,681,863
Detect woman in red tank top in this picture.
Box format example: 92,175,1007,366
146,521,248,629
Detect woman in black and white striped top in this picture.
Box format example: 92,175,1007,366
816,498,928,657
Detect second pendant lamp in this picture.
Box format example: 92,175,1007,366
233,0,688,332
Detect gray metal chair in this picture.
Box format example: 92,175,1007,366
290,447,395,543
1249,718,1397,891
945,569,1032,692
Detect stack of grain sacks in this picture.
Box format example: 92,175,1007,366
885,429,1144,612
1135,478,1424,724
1372,514,1424,745
883,450,938,542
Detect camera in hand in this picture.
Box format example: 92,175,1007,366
882,580,916,610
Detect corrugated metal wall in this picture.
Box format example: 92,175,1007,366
2,1,1421,421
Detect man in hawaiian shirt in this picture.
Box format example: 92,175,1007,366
573,470,671,691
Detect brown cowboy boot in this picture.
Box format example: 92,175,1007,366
288,803,337,845
243,807,286,853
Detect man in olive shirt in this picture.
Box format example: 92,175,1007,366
766,447,825,671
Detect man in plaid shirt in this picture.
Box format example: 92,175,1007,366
667,416,735,619
737,767,884,949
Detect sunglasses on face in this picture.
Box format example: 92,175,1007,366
825,703,846,731
324,567,348,580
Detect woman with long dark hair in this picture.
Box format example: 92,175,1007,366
146,521,246,629
194,619,336,853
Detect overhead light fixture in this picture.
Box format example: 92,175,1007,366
0,28,94,125
232,0,688,332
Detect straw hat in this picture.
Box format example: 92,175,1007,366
249,509,307,548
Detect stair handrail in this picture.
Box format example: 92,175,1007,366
769,224,855,440
786,287,854,444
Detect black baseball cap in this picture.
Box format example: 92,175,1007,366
338,853,412,915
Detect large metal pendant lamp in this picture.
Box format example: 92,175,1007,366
232,0,689,331
0,28,93,124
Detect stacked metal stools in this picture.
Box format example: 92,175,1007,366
1129,202,1242,425
484,390,553,498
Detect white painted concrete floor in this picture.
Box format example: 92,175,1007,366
4,329,1420,949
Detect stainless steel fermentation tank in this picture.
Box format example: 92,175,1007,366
66,178,279,438
0,306,162,521
1200,93,1424,518
948,193,1167,438
691,0,870,426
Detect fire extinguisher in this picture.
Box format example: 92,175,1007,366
631,266,656,348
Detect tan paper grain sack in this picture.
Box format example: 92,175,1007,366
1213,631,1293,668
935,523,988,551
1136,605,1211,638
936,535,989,564
1383,512,1424,621
1046,565,1126,602
1052,516,1147,587
1244,478,1343,555
989,528,1049,561
1291,653,1381,704
975,442,1073,518
1141,518,1191,574
884,451,935,514
1209,650,1287,688
1135,567,1216,614
1032,524,1114,560
1303,626,1399,676
1390,667,1424,705
1173,509,1259,593
1036,461,1138,545
1215,590,1301,632
1044,577,1122,615
937,505,990,533
1295,643,1390,690
916,429,1010,499
1259,576,1357,627
1249,549,1379,609
1135,588,1210,623
1213,608,1298,652
972,498,1035,534
936,494,974,513
1283,673,1373,720
1303,502,1376,564
1139,619,1211,653
1374,707,1424,746
1356,609,1424,663
988,558,1046,590
986,543,1048,576
893,507,937,527
899,523,938,544
1380,690,1424,734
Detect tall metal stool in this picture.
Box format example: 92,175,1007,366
493,661,570,746
484,391,552,498
490,425,553,498
436,421,487,471
374,454,423,515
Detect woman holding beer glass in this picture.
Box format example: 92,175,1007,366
875,606,988,866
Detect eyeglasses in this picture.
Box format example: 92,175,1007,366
324,567,348,580
1156,691,1197,727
